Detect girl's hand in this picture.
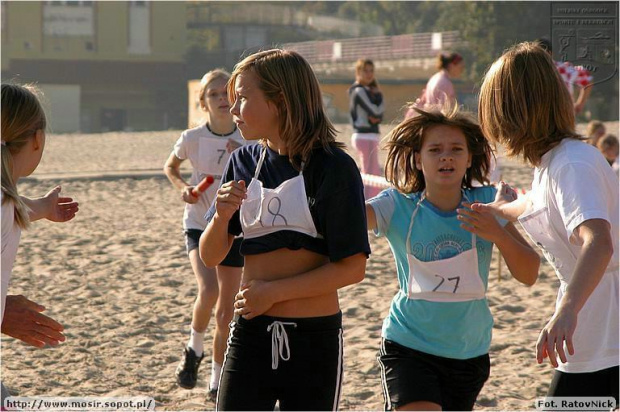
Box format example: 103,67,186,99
536,308,577,368
469,182,519,221
458,202,505,243
215,180,246,222
43,186,79,223
234,279,275,319
226,139,242,153
1,295,66,347
181,186,199,204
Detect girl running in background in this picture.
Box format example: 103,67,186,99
349,58,385,198
1,83,79,402
164,69,244,400
202,49,369,411
367,107,539,411
476,41,618,402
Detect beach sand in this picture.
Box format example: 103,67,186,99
2,121,617,411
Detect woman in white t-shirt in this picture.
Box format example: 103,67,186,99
475,42,618,401
1,83,79,398
164,69,244,400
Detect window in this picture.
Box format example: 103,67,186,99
128,1,151,54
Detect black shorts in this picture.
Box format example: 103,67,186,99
378,338,490,411
216,312,344,411
548,365,619,403
184,229,244,268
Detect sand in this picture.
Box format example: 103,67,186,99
2,121,617,411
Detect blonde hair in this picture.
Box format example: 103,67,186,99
586,120,605,137
384,106,491,194
228,49,342,169
198,68,231,112
479,41,580,166
586,120,606,145
1,83,47,229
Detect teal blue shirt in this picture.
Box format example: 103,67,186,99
368,186,504,359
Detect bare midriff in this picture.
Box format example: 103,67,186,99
244,247,340,318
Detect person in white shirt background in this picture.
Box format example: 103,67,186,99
164,69,244,401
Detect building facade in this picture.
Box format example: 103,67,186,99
1,1,187,132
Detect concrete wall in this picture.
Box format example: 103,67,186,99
38,84,81,134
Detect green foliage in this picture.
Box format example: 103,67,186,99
332,1,551,82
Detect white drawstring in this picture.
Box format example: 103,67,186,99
267,321,297,370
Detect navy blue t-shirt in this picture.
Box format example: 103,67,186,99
205,142,371,262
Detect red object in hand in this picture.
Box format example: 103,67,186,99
191,175,215,197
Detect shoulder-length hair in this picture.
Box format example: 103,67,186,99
384,105,491,194
228,49,343,169
478,41,580,166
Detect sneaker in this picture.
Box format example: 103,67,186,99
175,347,204,389
207,386,218,403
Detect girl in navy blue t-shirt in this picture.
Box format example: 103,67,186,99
201,49,370,411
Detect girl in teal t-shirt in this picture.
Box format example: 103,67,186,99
366,107,540,411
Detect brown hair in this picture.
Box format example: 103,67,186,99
228,49,343,169
198,68,231,112
355,58,378,88
383,106,491,194
478,41,580,166
1,83,47,229
437,53,463,70
597,133,619,152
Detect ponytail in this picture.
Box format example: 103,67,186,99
436,52,463,70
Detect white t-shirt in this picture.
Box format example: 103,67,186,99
173,124,244,230
519,138,619,373
1,192,22,323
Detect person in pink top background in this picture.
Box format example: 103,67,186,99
405,52,464,119
424,52,465,108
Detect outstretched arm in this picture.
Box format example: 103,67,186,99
22,186,79,223
470,182,528,222
573,84,592,115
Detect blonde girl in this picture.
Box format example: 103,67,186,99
201,49,369,410
1,82,79,399
164,69,244,399
476,42,618,401
367,107,539,410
